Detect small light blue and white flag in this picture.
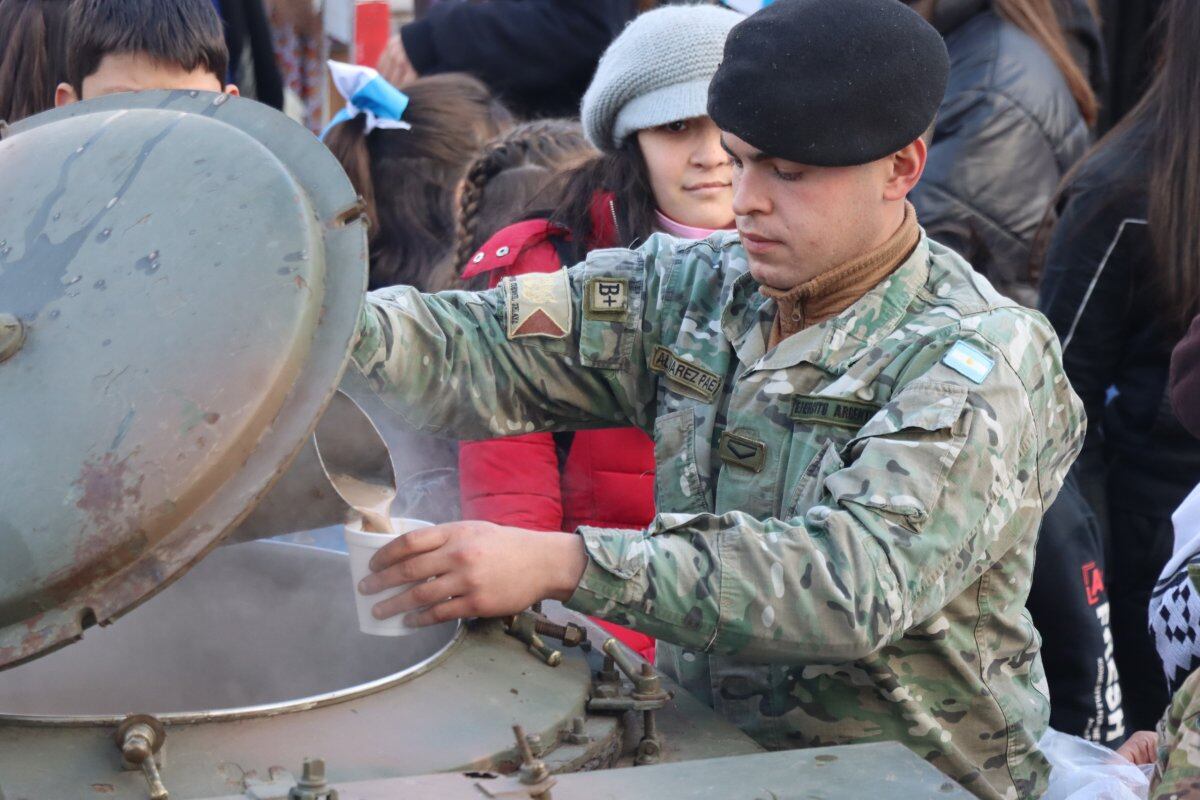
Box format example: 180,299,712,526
320,60,411,141
721,0,775,14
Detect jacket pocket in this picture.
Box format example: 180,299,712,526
577,250,644,370
825,380,970,528
786,439,845,518
653,406,711,514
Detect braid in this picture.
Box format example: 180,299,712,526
456,139,521,274
454,119,595,279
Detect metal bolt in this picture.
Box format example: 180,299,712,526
526,632,562,667
601,638,642,680
0,314,25,364
563,716,592,745
116,718,169,800
513,725,551,788
289,757,338,800
598,651,620,684
534,619,587,648
298,758,326,787
636,733,662,766
514,726,534,763
643,710,657,740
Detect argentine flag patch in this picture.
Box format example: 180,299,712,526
942,341,995,384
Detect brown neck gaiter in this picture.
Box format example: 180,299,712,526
760,202,920,349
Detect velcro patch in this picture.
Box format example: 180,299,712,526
649,345,722,401
718,431,766,472
789,395,881,430
504,270,572,340
585,277,629,318
941,341,995,384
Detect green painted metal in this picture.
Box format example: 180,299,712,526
0,543,760,799
0,91,368,668
198,743,975,799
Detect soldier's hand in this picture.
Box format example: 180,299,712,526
357,521,588,626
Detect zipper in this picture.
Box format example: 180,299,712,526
609,198,620,243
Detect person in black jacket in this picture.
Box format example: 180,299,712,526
376,0,645,119
1038,0,1200,732
906,0,1123,747
907,0,1098,307
1093,0,1166,132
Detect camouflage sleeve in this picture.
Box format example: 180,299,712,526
1153,667,1200,798
350,240,673,440
567,309,1084,663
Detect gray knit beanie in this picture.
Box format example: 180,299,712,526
581,4,743,152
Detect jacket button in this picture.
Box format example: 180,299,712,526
496,246,510,257
471,251,485,263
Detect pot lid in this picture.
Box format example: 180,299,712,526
0,91,368,668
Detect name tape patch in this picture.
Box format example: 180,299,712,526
941,341,995,384
718,431,767,472
789,395,881,430
649,345,722,401
505,270,572,340
585,277,629,319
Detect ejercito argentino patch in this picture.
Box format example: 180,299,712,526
504,270,572,340
789,394,880,429
650,345,722,401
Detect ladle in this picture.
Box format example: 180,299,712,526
314,390,398,533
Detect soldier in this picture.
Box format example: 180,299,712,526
352,0,1084,797
1151,667,1200,797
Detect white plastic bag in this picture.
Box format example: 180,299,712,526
1040,728,1152,800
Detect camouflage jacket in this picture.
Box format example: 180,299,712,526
353,232,1084,799
1154,610,1200,797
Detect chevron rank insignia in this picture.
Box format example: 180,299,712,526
941,341,995,384
504,270,572,339
718,431,766,472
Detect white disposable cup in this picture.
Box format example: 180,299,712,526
344,517,433,636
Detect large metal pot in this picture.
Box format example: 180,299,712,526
0,92,764,800
0,539,765,799
0,541,456,719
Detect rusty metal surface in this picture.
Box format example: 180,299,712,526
198,744,975,800
0,91,367,668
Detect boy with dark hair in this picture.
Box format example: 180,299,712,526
54,0,237,106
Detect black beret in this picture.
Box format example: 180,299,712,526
708,0,949,167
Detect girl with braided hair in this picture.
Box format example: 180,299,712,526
456,5,741,662
454,119,595,290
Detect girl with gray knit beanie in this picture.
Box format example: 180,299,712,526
454,3,742,664
548,3,742,263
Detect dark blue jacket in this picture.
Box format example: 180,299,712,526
401,0,638,119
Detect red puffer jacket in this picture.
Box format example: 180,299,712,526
459,197,656,661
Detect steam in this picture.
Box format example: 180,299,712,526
0,542,455,716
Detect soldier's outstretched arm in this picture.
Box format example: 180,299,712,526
351,245,663,440
566,315,1083,663
357,305,1083,661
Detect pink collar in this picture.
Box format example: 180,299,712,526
655,209,732,240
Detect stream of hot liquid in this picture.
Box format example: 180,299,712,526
330,473,396,534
